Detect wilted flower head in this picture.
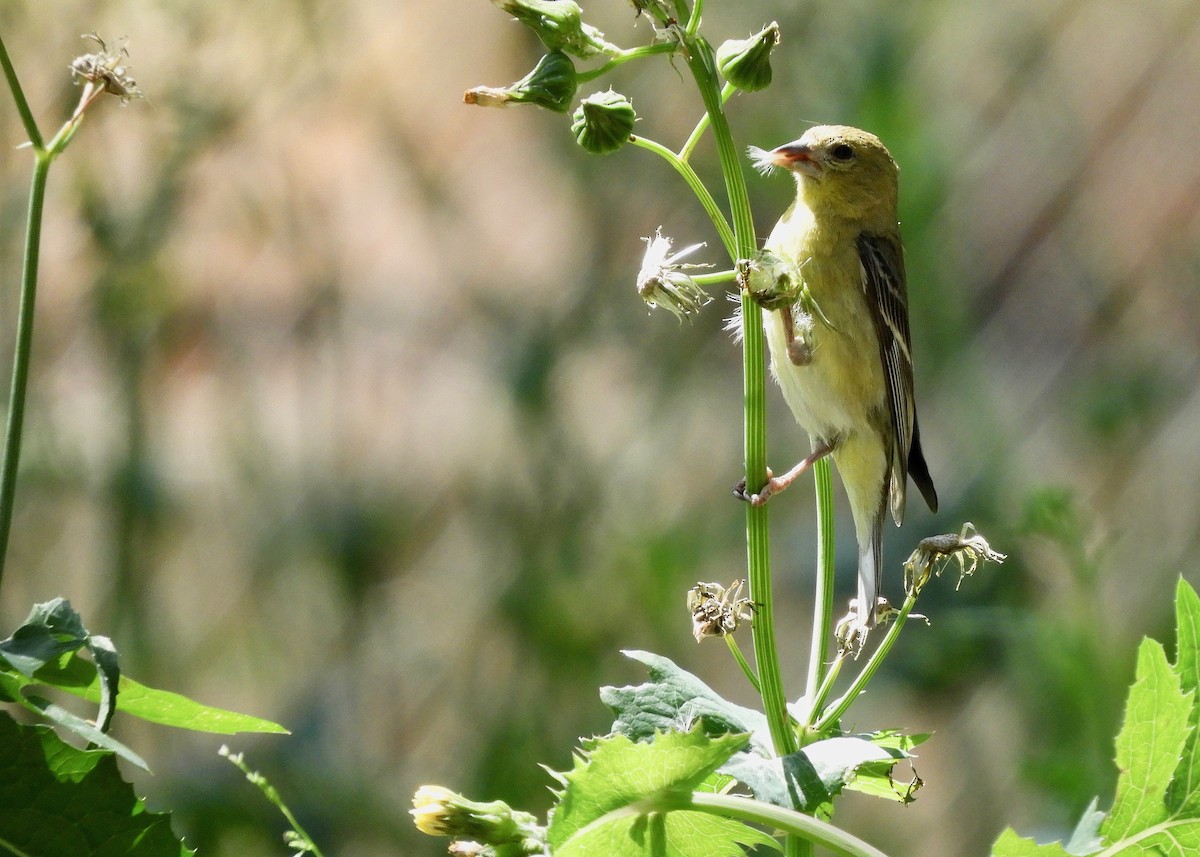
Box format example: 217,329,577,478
491,0,617,59
904,523,1006,595
464,51,578,112
637,229,712,319
716,23,781,92
70,33,142,102
571,89,637,153
687,579,756,642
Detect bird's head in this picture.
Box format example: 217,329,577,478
755,125,898,224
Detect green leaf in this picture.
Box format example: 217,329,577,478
547,728,777,856
0,599,122,734
1101,638,1192,841
1167,578,1200,814
0,598,90,676
0,711,194,856
841,730,930,805
0,672,150,771
991,828,1072,857
34,652,289,734
721,736,902,813
601,650,772,753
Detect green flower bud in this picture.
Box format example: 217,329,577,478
716,22,780,92
571,89,636,155
491,0,617,59
464,51,578,113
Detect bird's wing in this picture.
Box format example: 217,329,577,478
857,232,915,525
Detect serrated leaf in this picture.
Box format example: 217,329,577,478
0,711,194,856
601,650,772,753
1102,638,1192,841
842,731,927,805
991,827,1073,857
33,652,288,734
548,728,774,856
1167,578,1200,814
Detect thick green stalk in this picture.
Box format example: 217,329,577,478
683,792,889,857
681,36,795,764
0,152,50,589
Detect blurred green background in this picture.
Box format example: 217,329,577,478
2,1,1199,855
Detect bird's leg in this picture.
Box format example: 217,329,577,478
733,439,837,506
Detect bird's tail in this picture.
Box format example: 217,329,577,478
856,521,883,628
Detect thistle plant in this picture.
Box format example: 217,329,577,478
419,3,1008,856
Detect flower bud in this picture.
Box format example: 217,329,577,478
411,786,547,854
716,23,780,92
571,89,636,154
491,0,617,59
464,51,578,113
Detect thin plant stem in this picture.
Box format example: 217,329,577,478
0,152,50,590
814,592,919,734
803,458,836,707
691,269,736,286
685,0,705,39
577,42,678,83
801,651,844,736
629,135,736,259
679,82,735,164
0,35,43,151
724,634,760,695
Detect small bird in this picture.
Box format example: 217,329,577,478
744,125,938,629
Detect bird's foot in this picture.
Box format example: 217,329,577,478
733,468,780,506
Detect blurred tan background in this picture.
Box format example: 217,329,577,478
2,0,1199,854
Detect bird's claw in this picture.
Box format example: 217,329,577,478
733,469,777,506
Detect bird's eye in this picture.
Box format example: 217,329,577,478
831,143,855,161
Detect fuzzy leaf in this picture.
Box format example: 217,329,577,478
601,650,772,753
720,736,901,813
1064,797,1105,855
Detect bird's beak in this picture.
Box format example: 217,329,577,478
769,142,821,177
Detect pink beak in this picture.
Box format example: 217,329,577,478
769,142,821,177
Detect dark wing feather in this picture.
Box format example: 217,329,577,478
857,232,921,525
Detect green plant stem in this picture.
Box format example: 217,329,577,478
577,42,678,83
691,269,736,286
685,0,705,40
629,135,736,259
0,35,43,151
803,458,836,706
800,651,844,737
724,634,760,695
683,792,890,857
679,82,734,164
0,150,49,592
814,593,919,734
